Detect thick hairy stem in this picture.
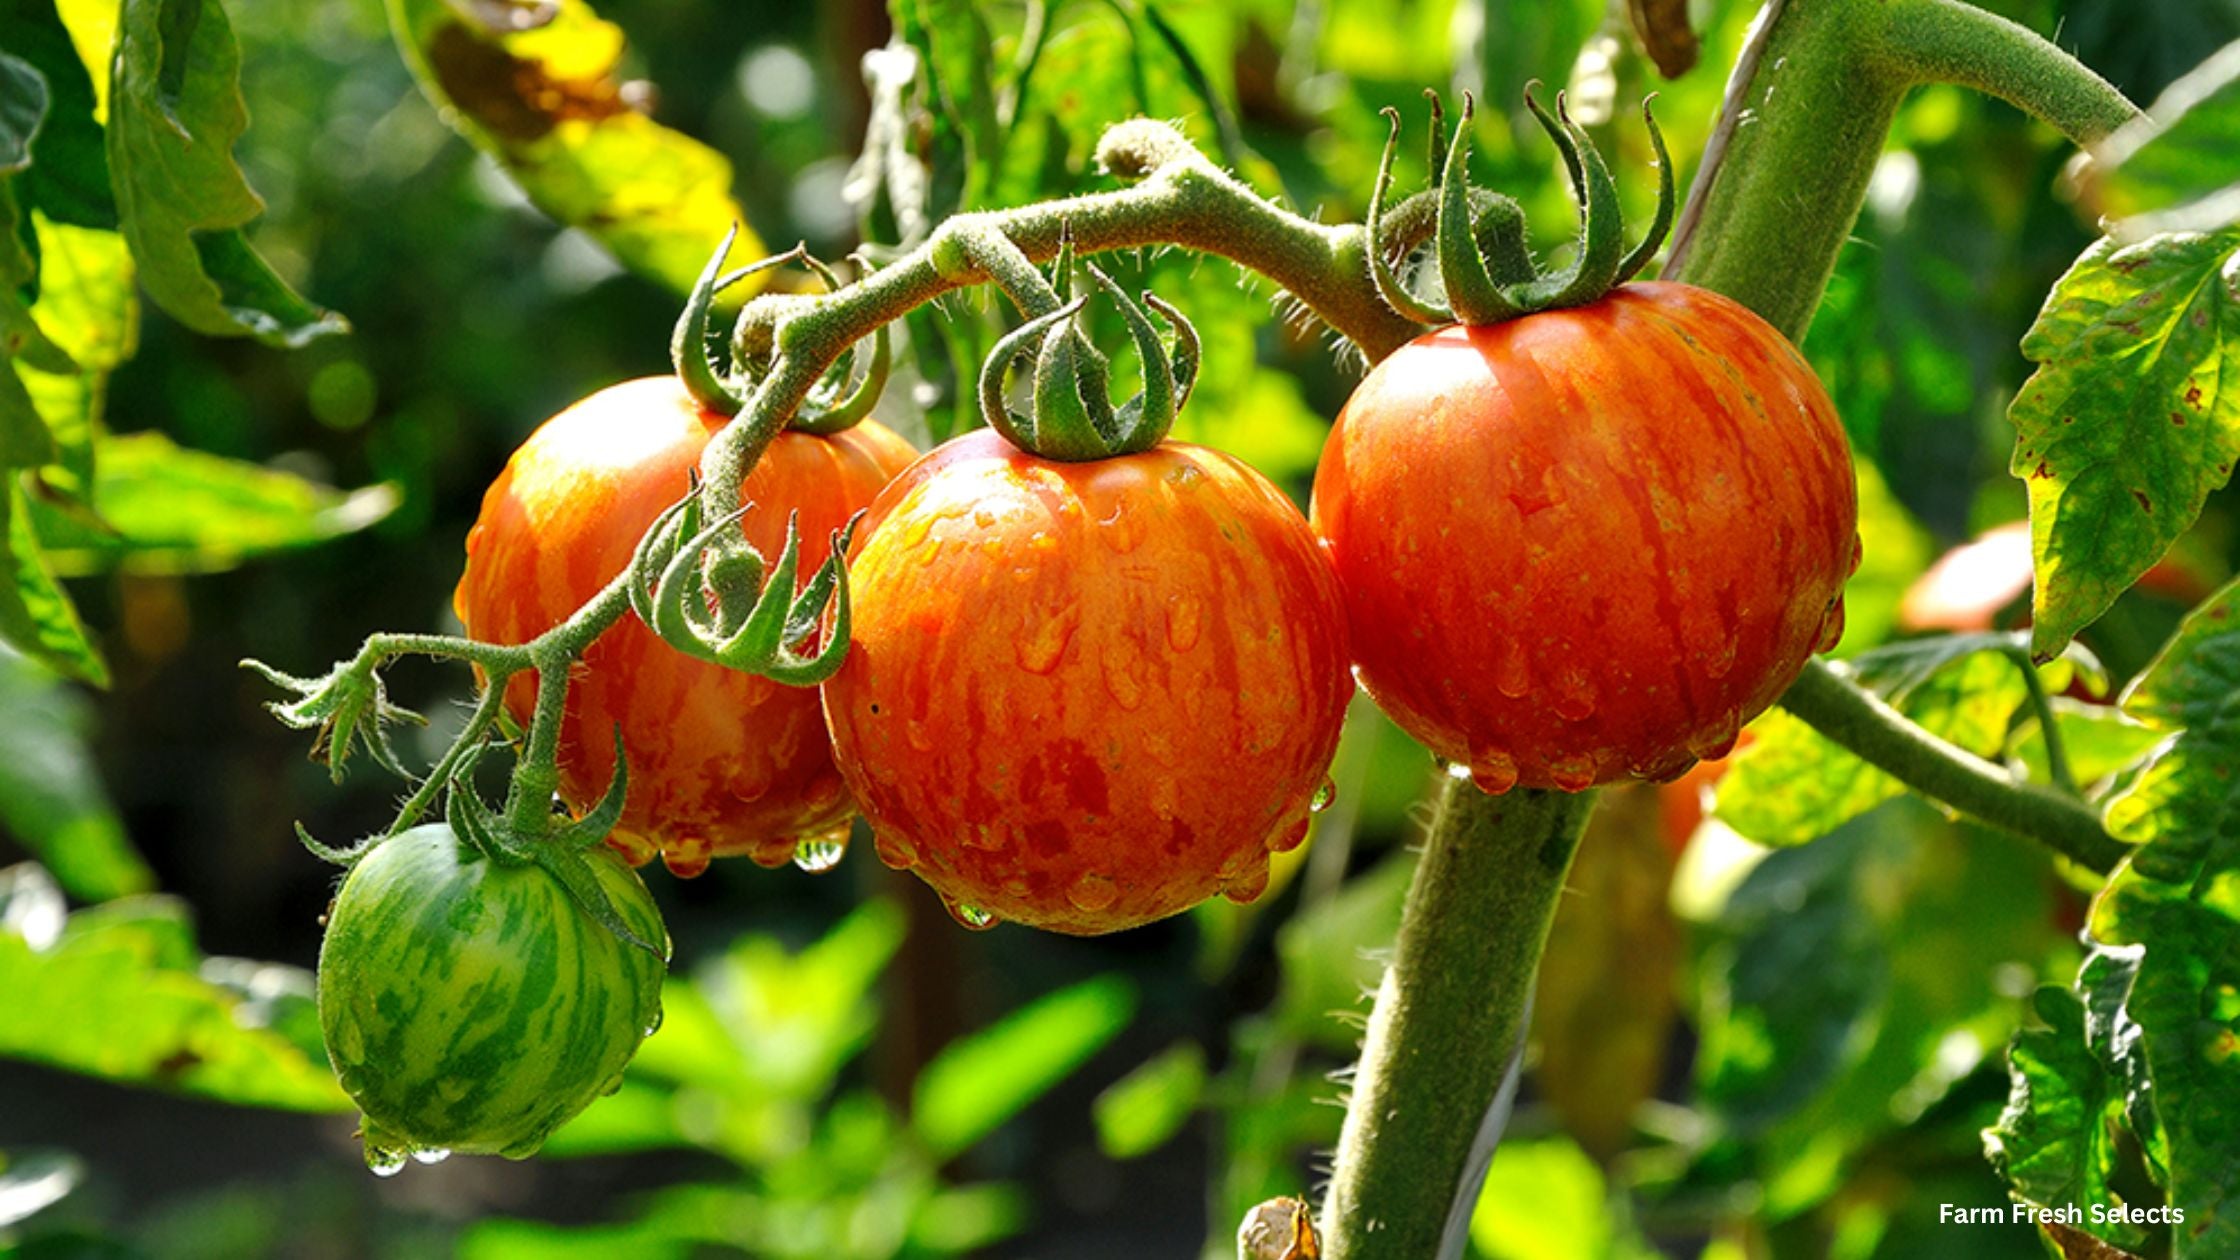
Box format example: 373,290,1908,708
1668,0,2139,342
1779,660,2126,872
1317,781,1595,1260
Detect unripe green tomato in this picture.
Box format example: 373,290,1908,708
316,824,667,1167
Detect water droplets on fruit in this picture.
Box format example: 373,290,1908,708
1221,857,1272,905
1266,815,1311,854
1068,872,1120,913
905,720,936,752
872,831,918,870
1547,754,1598,793
1494,639,1531,699
1309,776,1337,814
1103,644,1147,710
1467,749,1520,795
1166,596,1203,652
1551,669,1597,722
1816,596,1847,653
942,896,1000,931
363,1132,408,1178
662,852,711,880
792,822,851,874
411,1148,451,1166
1098,502,1147,554
1018,603,1080,675
1689,707,1745,761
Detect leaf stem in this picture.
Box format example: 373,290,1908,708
1316,779,1595,1259
2002,643,2078,794
1779,658,2124,871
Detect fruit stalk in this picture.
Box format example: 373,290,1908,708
1315,778,1594,1259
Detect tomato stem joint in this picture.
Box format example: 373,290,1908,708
977,238,1201,461
671,225,891,433
627,477,865,686
1369,87,1672,327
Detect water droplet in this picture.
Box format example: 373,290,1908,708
1552,670,1597,722
1689,708,1745,761
1017,604,1080,674
1221,858,1272,904
1468,749,1520,795
336,1068,366,1096
1166,596,1203,652
662,852,711,879
1103,645,1147,710
411,1148,451,1166
1309,777,1337,814
905,720,936,752
642,1004,664,1039
363,1132,408,1178
746,836,796,869
960,826,1005,852
975,507,1000,529
792,823,851,873
942,896,1000,931
1849,532,1865,576
1633,749,1698,783
1816,597,1847,653
1494,639,1531,699
1097,502,1147,554
1266,816,1312,854
1067,873,1120,912
330,1014,366,1067
872,831,918,870
1546,754,1598,793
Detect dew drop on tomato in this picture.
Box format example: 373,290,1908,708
1067,872,1120,913
1546,754,1598,793
363,1132,408,1178
1309,776,1337,814
1468,749,1521,795
1494,639,1531,700
1166,595,1204,652
792,823,850,874
1221,857,1272,904
942,896,1000,931
661,852,711,880
1265,815,1312,854
872,831,918,871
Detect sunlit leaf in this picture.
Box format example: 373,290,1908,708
2,0,114,229
0,644,149,901
1717,634,2073,845
387,0,765,296
913,974,1135,1159
2097,40,2240,234
0,874,347,1112
2105,576,2240,886
106,0,344,346
26,432,397,575
1471,1135,1659,1260
1093,1041,1205,1160
2009,229,2240,660
0,480,103,686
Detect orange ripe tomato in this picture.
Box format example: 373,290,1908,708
822,428,1352,935
455,376,917,875
1312,282,1858,793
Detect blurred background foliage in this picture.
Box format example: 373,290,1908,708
2,0,2237,1256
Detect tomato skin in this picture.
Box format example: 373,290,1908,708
822,428,1352,935
1311,282,1857,792
455,377,917,873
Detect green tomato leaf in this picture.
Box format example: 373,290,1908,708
0,644,150,901
386,0,765,297
1092,1041,1205,1160
2105,576,2240,887
0,480,104,687
25,431,397,575
1986,966,2156,1254
1717,633,2070,845
2009,229,2240,661
2,0,117,229
106,0,344,347
21,216,136,503
913,974,1135,1160
0,871,348,1112
2011,696,2166,794
2096,41,2240,235
1471,1135,1660,1260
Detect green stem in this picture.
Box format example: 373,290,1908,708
1316,781,1595,1259
697,125,1420,519
386,681,511,838
1779,659,2124,872
2002,644,2077,795
1667,0,2139,341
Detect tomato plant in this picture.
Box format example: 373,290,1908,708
1313,282,1858,793
825,427,1351,934
454,376,916,875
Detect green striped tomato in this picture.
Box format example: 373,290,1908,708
317,824,667,1164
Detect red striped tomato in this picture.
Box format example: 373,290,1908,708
317,823,667,1162
822,429,1352,935
455,377,917,875
1311,282,1858,793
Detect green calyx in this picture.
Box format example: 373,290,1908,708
626,474,863,685
671,225,892,433
1369,86,1673,327
977,236,1201,462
